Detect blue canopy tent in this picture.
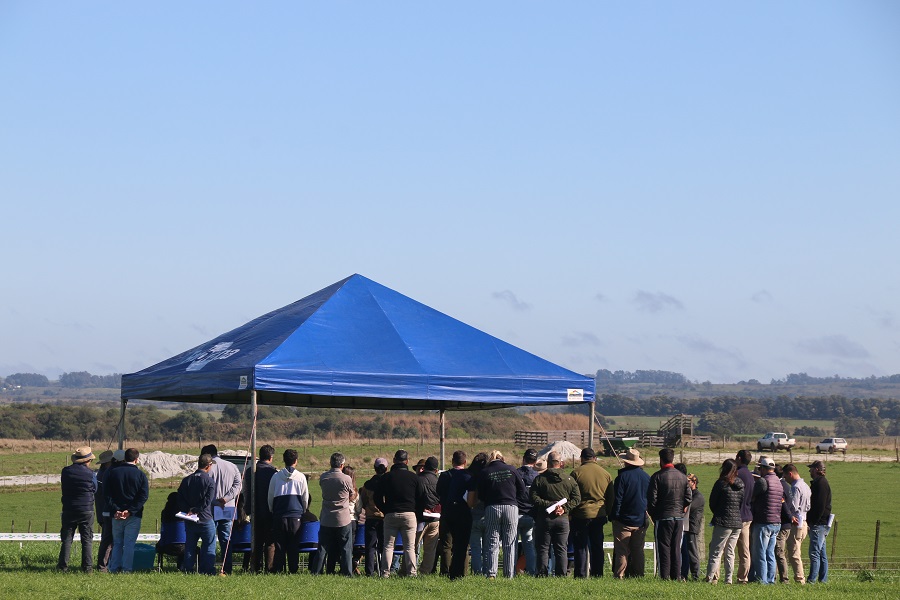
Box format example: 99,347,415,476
121,274,595,561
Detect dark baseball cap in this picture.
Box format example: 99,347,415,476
581,447,596,460
424,456,439,471
523,449,538,462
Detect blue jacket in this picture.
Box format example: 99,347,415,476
104,463,149,518
178,470,216,523
610,465,650,527
61,462,96,513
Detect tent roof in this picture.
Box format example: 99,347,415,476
120,274,594,411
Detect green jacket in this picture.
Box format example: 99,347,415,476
569,461,614,520
530,468,581,517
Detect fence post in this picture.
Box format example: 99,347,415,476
27,520,31,533
830,519,838,564
44,520,48,533
873,520,880,570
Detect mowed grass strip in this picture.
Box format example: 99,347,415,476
0,570,896,600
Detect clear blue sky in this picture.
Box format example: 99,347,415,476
2,2,898,384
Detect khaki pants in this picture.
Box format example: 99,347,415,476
416,521,440,574
785,523,807,583
383,512,418,577
736,521,751,583
612,521,647,578
775,528,790,582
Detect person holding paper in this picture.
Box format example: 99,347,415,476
201,445,242,575
530,452,580,577
177,453,217,574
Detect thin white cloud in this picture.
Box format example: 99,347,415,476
492,290,532,311
632,290,684,313
796,335,870,359
562,331,602,348
675,334,746,367
751,290,773,303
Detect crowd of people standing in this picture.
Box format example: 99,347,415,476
57,442,834,584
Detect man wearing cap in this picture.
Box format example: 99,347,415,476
376,449,421,577
200,444,242,575
570,447,614,578
177,453,217,574
530,451,580,577
750,456,785,584
104,448,149,573
94,449,115,572
58,446,97,573
516,449,539,575
609,448,650,578
782,463,810,583
415,456,441,574
647,448,692,580
360,457,388,576
806,460,832,583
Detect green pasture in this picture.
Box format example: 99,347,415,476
0,568,895,600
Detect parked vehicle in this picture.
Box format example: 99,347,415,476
757,432,796,452
816,437,848,454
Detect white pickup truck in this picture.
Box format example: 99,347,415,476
757,432,796,452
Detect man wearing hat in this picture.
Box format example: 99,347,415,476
570,446,614,578
609,448,650,578
750,456,785,584
94,450,116,572
58,446,97,573
806,460,832,583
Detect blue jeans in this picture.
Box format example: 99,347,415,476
517,514,536,575
808,525,830,583
751,523,779,584
109,516,142,573
215,519,233,574
183,520,217,575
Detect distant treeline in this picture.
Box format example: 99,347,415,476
1,371,122,389
596,369,900,387
0,403,532,442
599,393,900,438
599,392,900,420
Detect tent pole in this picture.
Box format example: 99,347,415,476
588,400,595,450
439,408,446,471
118,398,127,450
250,390,257,571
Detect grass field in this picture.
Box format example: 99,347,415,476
0,569,895,600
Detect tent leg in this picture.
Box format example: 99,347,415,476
118,398,127,450
439,408,446,471
588,401,595,450
250,390,257,571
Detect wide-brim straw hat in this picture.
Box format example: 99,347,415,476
72,446,94,464
620,448,644,467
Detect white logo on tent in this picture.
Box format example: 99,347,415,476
185,342,240,372
567,388,584,402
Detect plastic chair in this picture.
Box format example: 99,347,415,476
156,520,186,571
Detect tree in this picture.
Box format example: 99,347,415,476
6,373,50,387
